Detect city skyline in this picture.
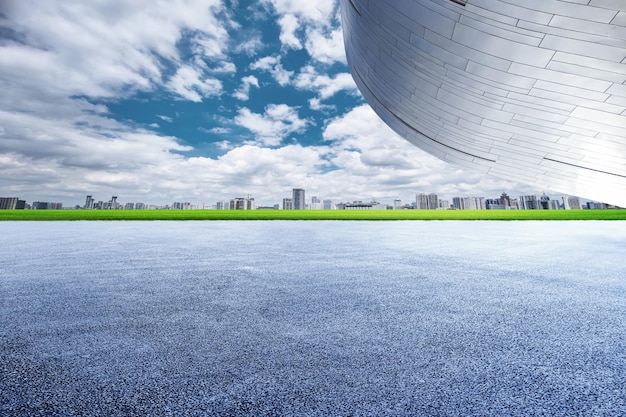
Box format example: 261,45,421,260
2,0,548,207
2,186,613,211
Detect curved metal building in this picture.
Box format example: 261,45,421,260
340,0,626,207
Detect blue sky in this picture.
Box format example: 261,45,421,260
0,0,536,207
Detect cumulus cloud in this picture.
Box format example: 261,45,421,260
277,14,302,49
305,25,346,64
250,55,293,86
166,65,222,102
309,98,335,112
261,0,336,27
234,104,310,146
294,65,357,100
0,0,233,99
0,99,532,207
322,105,533,200
248,60,357,105
233,75,260,101
261,0,345,64
209,61,237,74
0,96,195,202
234,34,264,57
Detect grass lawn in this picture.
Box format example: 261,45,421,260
1,209,625,221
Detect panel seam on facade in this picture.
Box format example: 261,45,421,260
543,157,626,178
348,0,361,16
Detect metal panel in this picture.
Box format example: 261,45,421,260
508,62,613,92
468,0,554,25
458,15,542,46
550,16,626,40
515,0,617,23
452,23,555,67
340,0,626,207
540,35,626,62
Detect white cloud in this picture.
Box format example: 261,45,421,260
215,140,233,150
261,0,336,25
0,0,232,99
250,55,293,86
234,104,310,146
209,61,237,74
277,14,302,49
321,105,533,200
208,127,231,134
233,75,260,101
309,98,334,112
294,65,357,100
166,65,222,102
157,115,174,123
305,25,346,64
261,0,345,65
0,100,537,206
234,35,264,56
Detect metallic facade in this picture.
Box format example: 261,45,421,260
341,0,626,207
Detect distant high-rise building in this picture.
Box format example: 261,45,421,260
486,199,505,210
587,201,608,210
124,202,135,210
135,202,145,210
417,193,438,209
539,193,551,210
323,199,334,210
520,195,539,210
428,194,438,210
452,197,485,210
310,196,322,210
567,196,581,210
549,200,561,210
464,197,478,210
293,188,305,210
500,192,511,208
393,199,402,210
172,202,191,210
416,193,428,210
230,197,255,210
84,195,94,209
0,197,19,210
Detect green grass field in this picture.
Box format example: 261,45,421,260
1,209,625,221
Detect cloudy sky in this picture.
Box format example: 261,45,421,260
0,0,539,207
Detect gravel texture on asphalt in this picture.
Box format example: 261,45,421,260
1,221,625,416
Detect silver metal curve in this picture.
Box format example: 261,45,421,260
340,0,626,207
